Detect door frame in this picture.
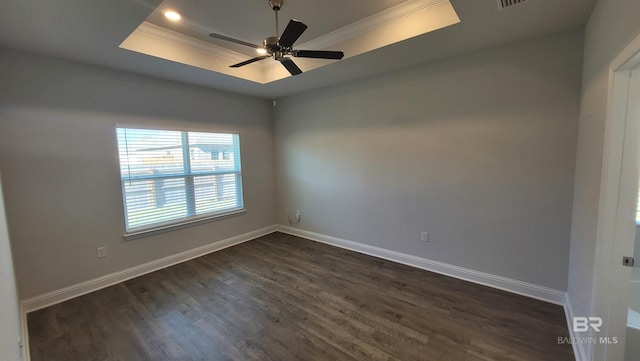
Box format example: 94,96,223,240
592,33,640,361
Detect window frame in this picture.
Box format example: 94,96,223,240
115,125,245,239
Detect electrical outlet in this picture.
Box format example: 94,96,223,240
421,232,429,242
295,210,300,218
97,247,107,258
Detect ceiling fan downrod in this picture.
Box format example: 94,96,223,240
268,0,283,35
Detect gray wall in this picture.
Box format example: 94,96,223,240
275,30,583,291
0,49,276,299
0,172,21,360
567,0,640,357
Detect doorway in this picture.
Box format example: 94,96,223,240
593,33,640,361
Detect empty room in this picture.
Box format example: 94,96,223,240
2,0,640,360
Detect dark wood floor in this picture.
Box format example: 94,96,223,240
28,232,573,361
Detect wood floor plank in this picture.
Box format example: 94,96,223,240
27,232,573,361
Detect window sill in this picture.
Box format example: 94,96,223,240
123,208,246,240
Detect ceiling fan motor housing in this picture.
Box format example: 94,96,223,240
264,36,280,53
210,1,343,76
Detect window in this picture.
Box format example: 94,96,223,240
116,127,243,234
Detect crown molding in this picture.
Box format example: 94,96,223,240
122,0,457,83
134,22,249,63
299,0,451,50
136,0,452,62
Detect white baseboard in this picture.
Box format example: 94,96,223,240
21,225,276,314
564,294,590,361
19,303,29,361
20,225,573,361
277,225,567,306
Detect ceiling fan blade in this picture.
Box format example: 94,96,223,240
230,56,271,68
292,50,344,60
278,57,302,76
278,20,307,48
209,33,262,49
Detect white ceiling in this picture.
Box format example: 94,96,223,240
122,0,460,84
0,0,597,98
146,0,410,52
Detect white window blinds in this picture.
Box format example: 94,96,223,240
116,127,243,233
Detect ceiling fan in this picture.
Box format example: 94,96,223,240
209,0,344,76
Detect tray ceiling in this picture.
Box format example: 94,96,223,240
0,0,598,98
120,0,460,83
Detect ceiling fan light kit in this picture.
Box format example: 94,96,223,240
209,0,344,76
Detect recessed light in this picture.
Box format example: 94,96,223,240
164,10,182,22
256,48,267,55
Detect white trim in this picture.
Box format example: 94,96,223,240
277,225,566,305
610,32,640,72
123,208,246,240
21,225,276,313
114,122,241,135
565,293,589,361
20,303,29,361
19,225,572,360
122,0,457,83
134,0,451,62
133,22,249,63
298,0,450,50
591,31,640,361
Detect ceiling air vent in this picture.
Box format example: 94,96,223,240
497,0,529,10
